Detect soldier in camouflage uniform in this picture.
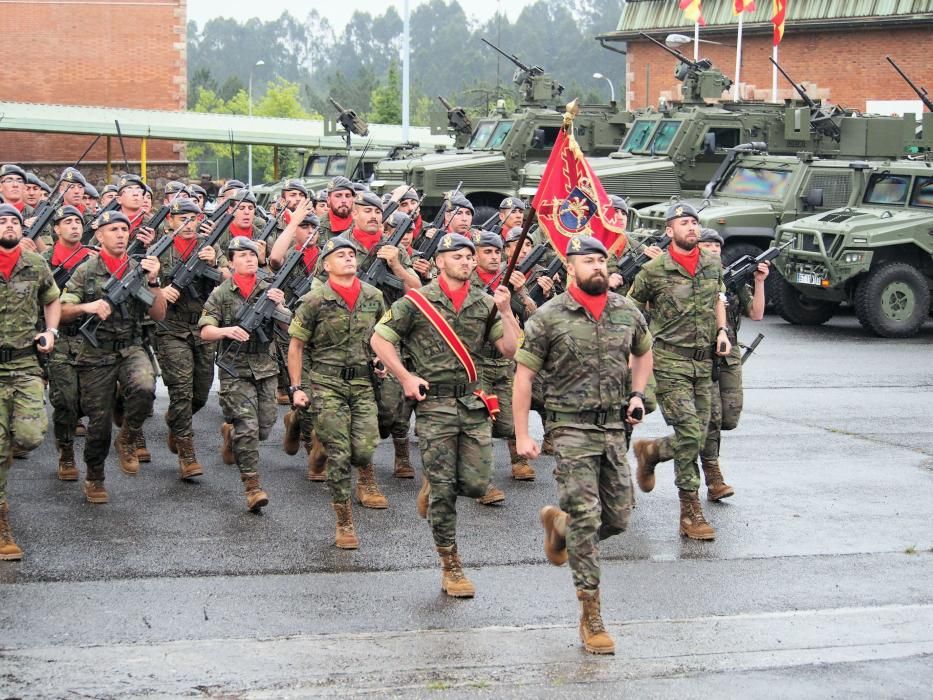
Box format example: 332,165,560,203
100,184,118,209
59,210,167,504
316,177,355,245
82,184,101,216
24,172,46,210
0,203,61,560
0,165,36,221
42,205,95,481
627,203,731,540
156,199,222,480
697,229,768,501
514,234,652,655
213,190,270,265
495,197,525,237
199,237,291,512
288,237,386,548
372,233,520,598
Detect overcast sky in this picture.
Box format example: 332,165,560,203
188,0,534,31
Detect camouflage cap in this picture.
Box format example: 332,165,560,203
164,180,190,197
227,236,260,255
321,236,356,260
52,205,83,223
94,210,131,229
282,179,309,197
609,195,629,214
220,179,246,194
0,164,27,182
698,228,724,245
60,167,88,186
327,176,355,194
354,190,384,210
665,202,699,222
117,174,145,192
399,188,419,203
449,193,474,214
83,183,100,199
504,226,526,244
435,232,475,255
566,234,608,257
0,203,24,224
299,211,321,228
498,196,526,211
473,229,503,250
169,199,202,216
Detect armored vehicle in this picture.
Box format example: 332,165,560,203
772,157,933,337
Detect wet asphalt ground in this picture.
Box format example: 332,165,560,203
1,312,932,698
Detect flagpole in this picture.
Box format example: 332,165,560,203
732,12,744,101
694,22,699,61
772,44,778,101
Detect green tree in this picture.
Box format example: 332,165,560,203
369,61,403,123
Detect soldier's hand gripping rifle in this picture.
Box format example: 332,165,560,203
528,256,566,307
360,212,415,295
162,217,237,302
722,240,791,293
616,234,671,283
256,205,287,244
886,56,933,112
768,58,843,140
78,232,177,348
437,95,473,138
411,182,462,260
214,238,311,378
52,244,98,289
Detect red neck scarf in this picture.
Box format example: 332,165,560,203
282,209,292,225
229,222,253,239
121,207,144,232
351,226,381,253
173,236,199,261
329,276,362,310
9,200,25,213
50,241,90,270
568,282,608,320
412,215,423,241
438,275,470,312
668,245,700,276
476,268,498,287
75,202,86,214
99,249,130,279
233,272,257,299
0,246,22,280
299,242,319,273
329,211,353,233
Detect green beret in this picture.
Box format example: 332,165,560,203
0,203,23,224
164,180,190,197
230,189,257,206
472,229,503,250
300,211,320,227
498,196,526,211
313,188,327,203
699,228,724,245
321,236,356,260
60,167,87,187
189,183,207,198
101,184,118,195
435,232,475,255
665,202,699,222
227,237,260,255
84,183,100,199
52,205,83,223
354,190,384,210
95,210,131,229
566,235,608,257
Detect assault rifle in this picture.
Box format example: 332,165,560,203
484,244,547,293
616,234,671,282
28,135,102,239
52,245,98,289
78,232,177,348
722,240,791,293
214,238,312,378
81,199,119,245
256,206,287,244
412,181,462,259
360,213,415,294
528,256,565,307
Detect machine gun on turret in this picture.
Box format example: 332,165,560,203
769,58,845,141
886,56,932,112
638,32,733,104
438,96,473,148
329,98,369,145
480,38,564,107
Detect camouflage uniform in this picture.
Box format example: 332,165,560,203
516,291,651,591
316,213,352,246
61,256,157,481
628,250,724,492
288,281,385,502
471,272,515,442
374,280,503,547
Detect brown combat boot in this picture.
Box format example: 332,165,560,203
539,505,569,566
577,589,615,655
57,443,79,481
477,484,505,506
332,501,359,549
679,489,716,540
307,431,327,481
83,479,109,504
134,431,151,463
74,420,87,438
0,501,23,561
392,437,415,479
116,429,140,476
540,433,556,455
508,439,536,481
702,459,735,501
241,473,269,512
417,475,430,518
437,544,475,598
176,435,204,480
167,430,178,455
634,439,661,493
355,464,388,509
220,423,236,465
282,410,301,456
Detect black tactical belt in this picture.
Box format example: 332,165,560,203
424,382,478,399
654,339,712,361
0,346,39,362
545,408,624,426
167,311,202,325
97,339,134,352
312,363,371,380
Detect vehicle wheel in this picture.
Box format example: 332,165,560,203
853,262,930,338
472,205,499,230
773,278,840,326
721,241,780,307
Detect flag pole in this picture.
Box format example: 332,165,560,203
732,12,744,101
694,22,699,61
772,44,778,101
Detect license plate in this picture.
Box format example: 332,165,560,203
795,272,823,286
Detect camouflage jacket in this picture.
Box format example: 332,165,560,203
214,220,270,269
317,213,352,246
315,229,415,303
198,276,286,380
41,246,92,359
374,280,503,389
61,255,154,366
156,232,223,342
0,250,60,375
628,249,724,354
288,280,385,386
516,292,652,425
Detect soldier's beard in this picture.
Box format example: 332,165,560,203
577,273,608,295
0,237,20,249
332,204,351,218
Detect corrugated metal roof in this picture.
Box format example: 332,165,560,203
601,0,933,37
0,102,452,149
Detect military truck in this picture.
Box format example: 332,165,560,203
771,157,933,337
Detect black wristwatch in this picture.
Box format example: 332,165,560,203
287,385,302,401
628,391,646,403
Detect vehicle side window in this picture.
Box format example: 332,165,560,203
705,127,741,151
909,176,933,209
622,120,655,153
647,120,681,154
863,174,909,205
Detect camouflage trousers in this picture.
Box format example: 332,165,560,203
552,425,633,591
0,373,47,503
79,348,155,481
274,335,290,394
219,374,276,476
701,360,744,463
156,334,215,438
47,343,81,447
480,359,515,440
311,376,379,503
377,374,414,440
415,396,492,548
654,355,712,493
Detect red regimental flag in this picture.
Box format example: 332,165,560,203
679,0,706,26
772,0,788,45
733,0,756,14
531,127,628,259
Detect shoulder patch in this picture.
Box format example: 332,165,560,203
379,308,393,324
517,329,526,348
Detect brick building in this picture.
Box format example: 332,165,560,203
0,0,187,185
598,1,933,113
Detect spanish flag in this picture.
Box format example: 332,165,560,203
772,0,788,45
679,0,706,26
733,0,756,14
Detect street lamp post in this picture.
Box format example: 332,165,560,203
247,59,265,188
592,73,615,103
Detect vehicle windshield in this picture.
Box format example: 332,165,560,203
646,120,681,154
468,121,497,149
326,157,348,176
909,176,933,209
863,173,910,206
621,119,656,153
482,121,514,150
304,156,329,177
717,166,793,199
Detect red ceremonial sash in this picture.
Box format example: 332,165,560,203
403,289,500,419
